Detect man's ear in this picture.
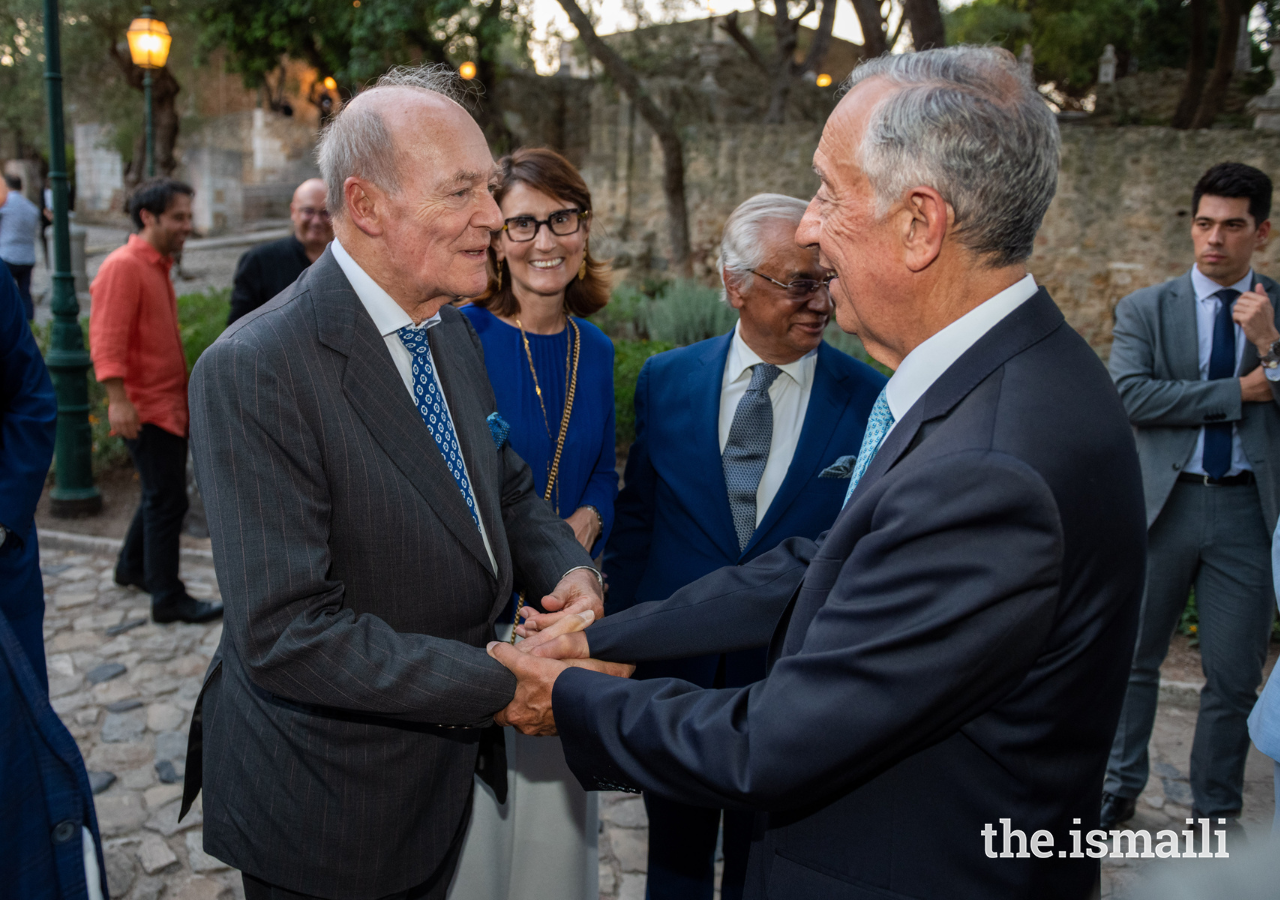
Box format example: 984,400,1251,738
723,268,747,310
1256,218,1272,248
345,177,384,237
898,186,951,273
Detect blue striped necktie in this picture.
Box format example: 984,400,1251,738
396,325,482,530
844,389,894,507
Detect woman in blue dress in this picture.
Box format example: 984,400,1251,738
449,148,617,900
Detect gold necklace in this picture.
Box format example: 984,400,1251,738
512,314,581,642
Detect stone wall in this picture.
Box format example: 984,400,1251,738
580,113,1280,359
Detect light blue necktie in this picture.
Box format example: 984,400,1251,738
844,389,894,507
396,325,482,530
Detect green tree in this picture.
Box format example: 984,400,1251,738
192,0,530,149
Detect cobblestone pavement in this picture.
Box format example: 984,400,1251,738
39,536,1275,900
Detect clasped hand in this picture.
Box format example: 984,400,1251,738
486,606,633,736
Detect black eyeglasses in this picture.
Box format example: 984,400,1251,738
500,208,589,242
750,269,835,300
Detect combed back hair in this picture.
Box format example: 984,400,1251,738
472,147,611,318
1193,162,1272,224
717,193,810,303
316,63,471,217
840,45,1060,268
128,178,194,230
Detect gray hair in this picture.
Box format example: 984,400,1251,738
316,63,472,217
718,193,810,302
841,46,1060,268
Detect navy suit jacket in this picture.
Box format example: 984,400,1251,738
555,290,1147,900
604,333,885,688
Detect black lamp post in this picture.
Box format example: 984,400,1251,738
42,0,101,516
126,7,171,177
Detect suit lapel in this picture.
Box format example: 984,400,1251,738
1163,274,1201,381
746,344,849,555
689,334,741,559
311,255,495,577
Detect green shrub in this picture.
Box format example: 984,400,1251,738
591,282,652,341
646,279,738,346
613,339,675,448
177,287,231,372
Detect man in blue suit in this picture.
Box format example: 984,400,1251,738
604,193,884,900
494,47,1147,900
0,269,106,898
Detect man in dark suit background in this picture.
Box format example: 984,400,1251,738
605,192,884,900
495,46,1147,900
184,66,606,900
1102,162,1280,831
226,177,333,325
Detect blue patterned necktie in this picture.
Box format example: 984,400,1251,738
844,388,895,507
396,325,482,530
1203,288,1240,480
723,362,782,552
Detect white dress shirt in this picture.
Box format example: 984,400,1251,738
331,238,497,571
1183,266,1271,477
884,274,1040,433
717,324,818,526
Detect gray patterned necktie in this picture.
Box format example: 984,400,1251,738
723,363,782,552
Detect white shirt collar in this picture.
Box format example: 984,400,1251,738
1191,264,1254,303
331,237,441,336
726,323,818,388
885,274,1039,424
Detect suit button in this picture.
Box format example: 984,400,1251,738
52,820,77,843
1173,463,1181,470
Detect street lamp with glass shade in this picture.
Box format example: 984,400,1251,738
126,7,171,177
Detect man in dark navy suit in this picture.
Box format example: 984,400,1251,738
605,192,883,900
492,46,1148,900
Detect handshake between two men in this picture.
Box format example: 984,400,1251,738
487,606,632,736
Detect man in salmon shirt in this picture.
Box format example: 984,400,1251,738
89,178,222,624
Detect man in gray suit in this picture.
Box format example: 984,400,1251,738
181,66,604,900
1103,162,1280,830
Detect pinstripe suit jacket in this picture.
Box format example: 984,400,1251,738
182,248,590,898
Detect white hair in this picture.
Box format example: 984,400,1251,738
717,193,810,303
842,45,1060,267
315,63,473,217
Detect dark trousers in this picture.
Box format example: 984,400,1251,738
644,792,754,900
240,804,468,900
1104,481,1275,816
118,423,189,606
3,261,33,320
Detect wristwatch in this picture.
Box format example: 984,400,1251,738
1261,338,1280,369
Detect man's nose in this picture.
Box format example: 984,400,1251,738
806,287,834,314
796,199,821,249
477,192,504,232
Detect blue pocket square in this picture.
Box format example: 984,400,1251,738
487,412,510,450
819,455,858,478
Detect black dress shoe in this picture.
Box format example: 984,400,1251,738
152,595,224,625
1100,792,1137,829
114,569,149,592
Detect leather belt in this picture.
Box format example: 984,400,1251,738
1178,471,1256,487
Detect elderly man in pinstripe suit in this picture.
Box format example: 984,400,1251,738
180,66,610,900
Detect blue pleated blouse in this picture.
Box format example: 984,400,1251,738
461,304,618,558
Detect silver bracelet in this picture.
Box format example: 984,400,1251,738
581,504,604,536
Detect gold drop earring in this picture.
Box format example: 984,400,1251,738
578,240,588,280
496,259,503,291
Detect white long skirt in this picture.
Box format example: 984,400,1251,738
446,727,599,900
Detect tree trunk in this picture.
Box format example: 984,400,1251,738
555,0,691,274
802,0,839,76
1190,0,1243,129
850,0,888,58
107,40,181,190
903,0,946,51
1172,0,1209,129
